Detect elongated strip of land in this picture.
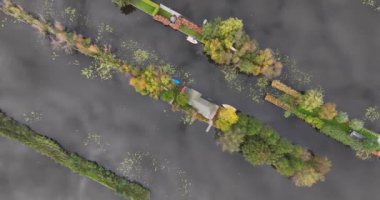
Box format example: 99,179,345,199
113,0,380,158
0,111,149,200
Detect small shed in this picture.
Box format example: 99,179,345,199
350,131,363,140
159,4,182,17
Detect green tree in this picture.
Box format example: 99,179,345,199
174,93,189,108
257,127,280,146
160,90,175,103
242,138,273,166
274,157,304,177
246,117,264,136
349,119,364,130
298,89,324,112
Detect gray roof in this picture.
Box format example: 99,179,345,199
350,131,363,140
185,88,219,120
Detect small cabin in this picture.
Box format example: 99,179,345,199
350,131,363,140
183,87,219,132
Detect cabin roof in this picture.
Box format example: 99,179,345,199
350,131,363,140
184,88,219,120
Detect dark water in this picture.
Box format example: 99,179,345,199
1,0,380,199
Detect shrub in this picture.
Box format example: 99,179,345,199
335,111,349,123
215,107,239,132
304,116,325,129
239,60,254,74
112,0,129,8
160,90,176,103
349,119,364,130
174,92,189,108
318,103,337,120
298,89,324,112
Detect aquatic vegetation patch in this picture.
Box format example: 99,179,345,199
62,6,77,23
364,106,380,122
83,132,110,153
96,22,114,42
362,0,380,11
118,152,192,198
23,111,43,123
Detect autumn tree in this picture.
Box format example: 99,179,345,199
203,17,243,49
216,128,245,153
291,166,323,187
318,103,337,120
215,106,239,132
204,39,229,64
129,66,174,99
253,49,283,78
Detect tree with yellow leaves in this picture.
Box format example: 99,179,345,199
129,66,174,99
215,107,239,132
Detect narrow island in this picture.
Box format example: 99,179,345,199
112,0,380,159
0,110,150,200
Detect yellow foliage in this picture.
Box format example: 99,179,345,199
88,45,100,54
215,107,239,132
319,103,337,120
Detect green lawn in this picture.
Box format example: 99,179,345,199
129,0,159,16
